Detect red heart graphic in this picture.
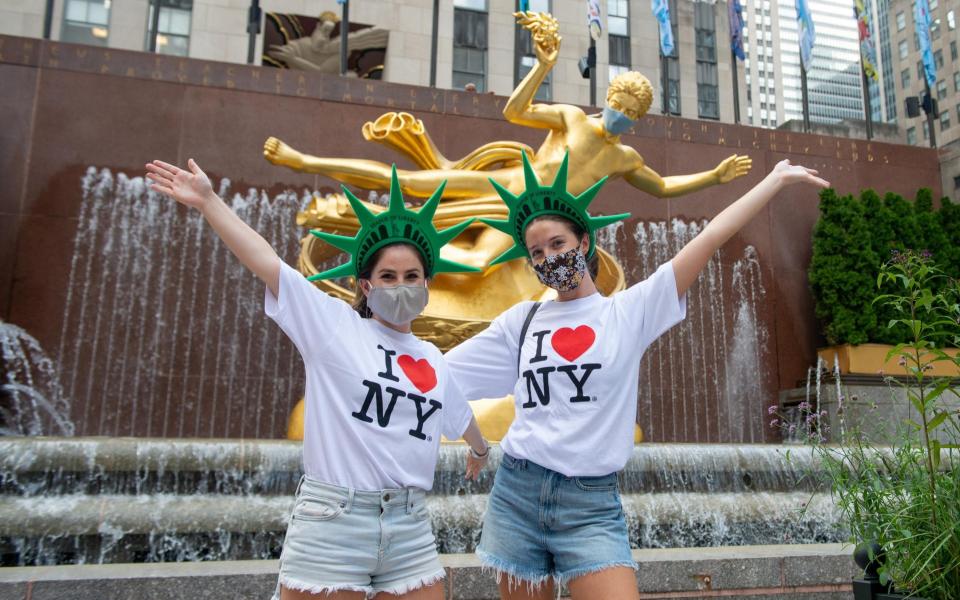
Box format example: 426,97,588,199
397,355,438,393
551,326,596,362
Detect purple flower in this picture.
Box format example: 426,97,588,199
768,405,778,415
770,419,780,428
798,401,811,410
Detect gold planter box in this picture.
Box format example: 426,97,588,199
817,343,960,377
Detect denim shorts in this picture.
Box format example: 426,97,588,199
271,476,445,599
477,453,636,587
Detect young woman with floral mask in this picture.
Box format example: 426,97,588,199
445,152,828,600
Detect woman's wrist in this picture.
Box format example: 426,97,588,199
469,442,490,459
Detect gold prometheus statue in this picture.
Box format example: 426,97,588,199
264,10,752,351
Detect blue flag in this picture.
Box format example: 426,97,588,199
652,0,674,56
520,0,529,11
796,0,815,72
729,0,745,61
914,0,937,88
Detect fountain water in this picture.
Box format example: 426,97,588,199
0,168,822,568
0,438,844,566
0,322,74,437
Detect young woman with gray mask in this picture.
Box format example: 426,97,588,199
146,158,490,600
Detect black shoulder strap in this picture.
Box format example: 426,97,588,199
517,302,542,377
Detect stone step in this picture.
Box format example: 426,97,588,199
0,545,858,600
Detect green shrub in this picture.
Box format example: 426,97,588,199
809,188,960,346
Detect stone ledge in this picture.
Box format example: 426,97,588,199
0,544,855,600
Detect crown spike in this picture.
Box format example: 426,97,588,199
572,175,609,210
436,217,475,246
340,185,377,227
418,180,446,224
310,230,359,255
435,257,482,274
588,213,631,231
488,177,519,208
551,150,570,194
387,164,406,214
520,151,542,191
308,262,355,281
479,217,515,236
489,245,530,266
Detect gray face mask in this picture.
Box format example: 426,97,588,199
365,284,429,325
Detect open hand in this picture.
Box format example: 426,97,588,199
465,447,488,481
145,159,214,210
514,11,561,65
770,159,830,188
714,154,753,183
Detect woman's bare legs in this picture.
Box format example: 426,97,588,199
567,567,639,600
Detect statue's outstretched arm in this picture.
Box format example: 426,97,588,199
624,155,753,198
503,12,566,130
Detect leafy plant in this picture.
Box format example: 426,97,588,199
786,252,960,599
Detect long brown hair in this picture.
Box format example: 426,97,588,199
526,215,600,279
351,242,431,318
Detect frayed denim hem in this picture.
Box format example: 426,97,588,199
370,567,446,598
274,575,372,599
556,560,638,586
476,548,554,593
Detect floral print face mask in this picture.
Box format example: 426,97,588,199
532,246,588,291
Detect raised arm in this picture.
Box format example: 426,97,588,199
671,159,829,296
624,154,753,198
146,159,281,296
502,12,567,130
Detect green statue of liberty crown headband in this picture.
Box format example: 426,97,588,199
481,150,631,265
308,166,480,281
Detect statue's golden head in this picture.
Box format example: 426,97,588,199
319,10,340,24
605,71,654,121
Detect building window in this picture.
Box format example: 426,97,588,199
938,79,947,99
941,111,951,131
146,0,192,57
695,2,718,119
896,11,905,31
453,0,488,92
948,10,956,30
952,41,958,61
607,0,630,84
907,126,916,145
934,49,943,69
61,0,110,46
899,39,908,59
955,72,960,92
902,68,911,89
664,0,681,115
930,0,938,10
923,120,929,140
931,19,940,41
514,0,550,99
954,175,960,190
917,60,924,79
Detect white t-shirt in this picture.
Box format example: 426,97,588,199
265,260,473,491
445,261,686,477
